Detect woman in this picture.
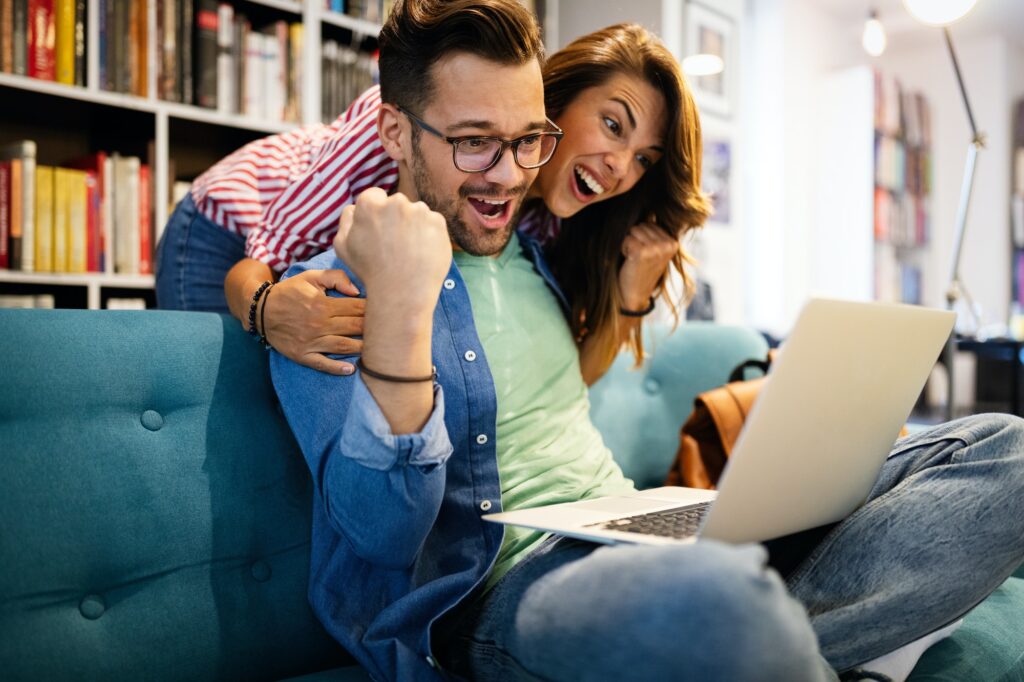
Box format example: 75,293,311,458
157,23,709,384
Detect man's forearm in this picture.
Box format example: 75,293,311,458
225,258,276,326
360,296,436,435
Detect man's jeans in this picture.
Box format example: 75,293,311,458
438,414,1024,681
154,195,245,313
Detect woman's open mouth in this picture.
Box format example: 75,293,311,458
571,164,607,202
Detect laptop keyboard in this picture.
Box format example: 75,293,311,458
584,501,712,540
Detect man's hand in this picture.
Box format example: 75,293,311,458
618,222,679,311
263,269,365,376
334,188,452,316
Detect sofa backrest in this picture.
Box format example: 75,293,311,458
0,310,348,681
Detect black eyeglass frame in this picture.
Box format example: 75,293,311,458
396,104,564,173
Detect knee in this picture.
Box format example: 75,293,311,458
515,542,828,681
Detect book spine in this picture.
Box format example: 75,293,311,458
287,22,302,122
127,0,138,94
1,0,13,73
27,0,55,81
68,168,86,272
112,0,126,92
215,2,233,113
0,161,9,268
159,0,177,101
84,169,98,271
8,158,21,269
138,163,151,274
72,0,83,84
243,29,262,119
179,0,192,105
19,143,34,271
233,15,247,114
52,168,67,272
194,0,217,108
34,165,53,272
55,0,72,83
13,0,27,75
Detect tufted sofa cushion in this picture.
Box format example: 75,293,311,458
0,310,351,681
589,322,770,489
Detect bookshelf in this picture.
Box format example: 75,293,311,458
0,0,385,309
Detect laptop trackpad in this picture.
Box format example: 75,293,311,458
572,497,671,515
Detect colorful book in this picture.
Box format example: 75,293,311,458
27,0,55,80
195,0,218,108
179,0,193,105
68,151,108,272
13,0,28,75
55,0,73,83
138,163,151,274
0,140,36,272
158,0,178,101
73,0,83,84
67,168,87,272
287,22,303,122
1,0,13,73
52,167,69,272
34,165,54,272
84,169,99,271
215,2,234,113
112,154,140,274
0,161,9,268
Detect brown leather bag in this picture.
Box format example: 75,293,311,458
664,355,773,490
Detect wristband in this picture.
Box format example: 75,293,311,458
619,295,656,317
357,358,437,383
258,283,276,349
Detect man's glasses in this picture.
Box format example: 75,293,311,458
397,104,563,173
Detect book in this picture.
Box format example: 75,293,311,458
0,161,8,268
286,22,303,122
72,0,83,84
112,154,140,274
68,151,108,273
27,0,55,80
13,0,27,75
67,168,87,272
52,167,69,271
195,0,218,108
138,163,151,274
34,164,53,272
158,0,178,101
84,169,99,271
264,23,285,122
243,29,263,119
55,0,73,83
232,13,248,114
179,0,193,105
1,140,36,272
215,2,234,113
1,0,13,73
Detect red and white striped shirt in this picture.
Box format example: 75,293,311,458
191,85,559,272
190,86,399,272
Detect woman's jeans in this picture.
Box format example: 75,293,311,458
438,414,1024,681
155,194,245,313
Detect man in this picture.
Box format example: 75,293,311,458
271,2,1024,681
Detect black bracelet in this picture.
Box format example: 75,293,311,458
258,283,275,349
619,295,656,317
357,358,437,383
248,281,272,339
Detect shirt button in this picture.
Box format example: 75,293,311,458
464,350,477,362
425,655,437,668
476,433,488,445
443,279,455,290
479,500,493,511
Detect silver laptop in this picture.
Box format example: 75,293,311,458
483,298,955,546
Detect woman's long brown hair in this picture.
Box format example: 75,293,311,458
543,24,712,369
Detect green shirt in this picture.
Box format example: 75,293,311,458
454,233,635,589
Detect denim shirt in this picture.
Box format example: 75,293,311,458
269,231,569,682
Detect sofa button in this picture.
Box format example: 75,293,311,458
79,595,106,620
643,378,661,394
251,561,272,583
141,410,164,431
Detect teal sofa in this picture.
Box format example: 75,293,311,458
0,310,1020,681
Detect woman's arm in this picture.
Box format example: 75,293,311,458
579,223,679,386
225,256,366,376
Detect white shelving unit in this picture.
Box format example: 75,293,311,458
0,0,383,309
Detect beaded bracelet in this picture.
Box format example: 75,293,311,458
248,280,272,341
258,283,276,349
619,295,656,318
357,358,437,383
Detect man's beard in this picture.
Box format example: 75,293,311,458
410,141,528,257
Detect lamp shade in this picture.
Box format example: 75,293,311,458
682,54,724,76
902,0,979,26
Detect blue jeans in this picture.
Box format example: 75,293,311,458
155,195,245,313
437,414,1024,681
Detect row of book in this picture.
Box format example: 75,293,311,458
873,70,932,147
875,134,932,197
0,141,155,276
874,186,929,249
322,40,377,123
324,0,395,24
155,2,304,122
0,0,86,84
875,243,924,306
0,294,148,308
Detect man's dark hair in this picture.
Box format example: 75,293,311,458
378,0,544,109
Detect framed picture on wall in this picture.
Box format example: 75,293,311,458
702,136,732,227
685,1,735,119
